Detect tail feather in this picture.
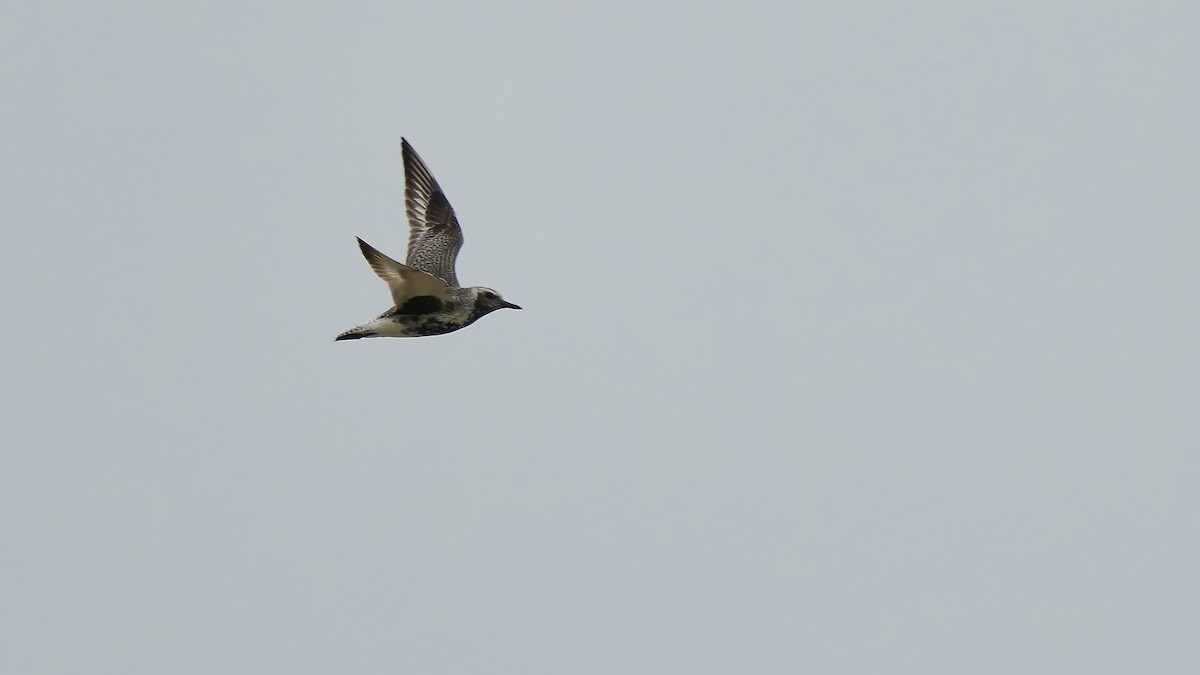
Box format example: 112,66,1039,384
335,329,377,341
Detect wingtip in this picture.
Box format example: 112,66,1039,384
356,237,381,259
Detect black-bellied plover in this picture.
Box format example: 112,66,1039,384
336,139,521,340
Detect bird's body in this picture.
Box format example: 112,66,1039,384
336,285,512,339
336,139,520,341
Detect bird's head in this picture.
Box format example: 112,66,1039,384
472,287,522,315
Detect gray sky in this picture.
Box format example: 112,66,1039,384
3,1,1198,672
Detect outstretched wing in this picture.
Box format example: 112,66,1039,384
402,138,464,286
356,237,451,309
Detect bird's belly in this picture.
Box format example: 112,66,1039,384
378,313,468,337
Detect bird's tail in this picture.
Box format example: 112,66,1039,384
334,326,378,341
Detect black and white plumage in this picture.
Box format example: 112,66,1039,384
336,139,520,340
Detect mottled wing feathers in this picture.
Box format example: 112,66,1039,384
356,237,451,308
402,138,463,286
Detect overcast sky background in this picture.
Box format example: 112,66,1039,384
2,1,1197,673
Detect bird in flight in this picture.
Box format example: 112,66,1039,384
336,138,521,340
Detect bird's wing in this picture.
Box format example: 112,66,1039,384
356,237,452,308
402,138,463,287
